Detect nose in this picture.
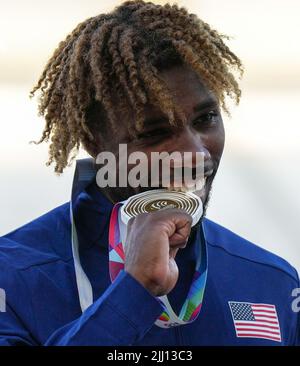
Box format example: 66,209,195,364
169,127,213,172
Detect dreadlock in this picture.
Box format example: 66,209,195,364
30,0,244,173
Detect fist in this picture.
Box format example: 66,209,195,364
124,208,192,296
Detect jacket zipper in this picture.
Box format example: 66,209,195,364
175,326,183,345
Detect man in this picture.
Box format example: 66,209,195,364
0,0,299,345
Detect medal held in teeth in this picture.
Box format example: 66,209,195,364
120,189,203,227
109,189,207,328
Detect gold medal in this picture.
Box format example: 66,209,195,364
120,189,203,227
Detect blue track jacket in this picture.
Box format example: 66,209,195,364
0,159,299,346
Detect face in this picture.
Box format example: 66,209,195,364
92,64,225,217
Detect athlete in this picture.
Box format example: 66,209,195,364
0,1,299,345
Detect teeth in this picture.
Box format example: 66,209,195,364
196,177,207,190
168,177,207,193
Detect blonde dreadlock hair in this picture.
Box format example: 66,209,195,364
30,0,243,173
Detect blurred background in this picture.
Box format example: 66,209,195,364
0,0,299,272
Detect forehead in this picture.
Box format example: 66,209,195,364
144,65,217,120
105,65,218,143
160,65,213,100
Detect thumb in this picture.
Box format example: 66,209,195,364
169,216,192,248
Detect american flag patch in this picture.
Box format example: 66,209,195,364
228,301,281,343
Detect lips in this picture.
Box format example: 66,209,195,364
167,168,214,193
143,165,214,197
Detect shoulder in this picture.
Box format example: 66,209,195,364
0,203,72,271
202,217,299,284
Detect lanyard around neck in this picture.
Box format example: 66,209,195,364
109,202,208,328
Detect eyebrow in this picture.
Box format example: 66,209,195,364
143,116,169,129
143,98,219,129
193,98,219,112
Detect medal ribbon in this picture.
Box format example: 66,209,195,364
108,203,208,328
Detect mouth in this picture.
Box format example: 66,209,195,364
170,173,212,196
146,169,214,198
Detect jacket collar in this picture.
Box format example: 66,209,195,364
71,158,114,250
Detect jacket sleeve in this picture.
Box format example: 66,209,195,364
0,270,164,346
297,306,300,346
295,274,300,346
0,302,39,346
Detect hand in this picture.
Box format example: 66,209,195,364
124,208,192,297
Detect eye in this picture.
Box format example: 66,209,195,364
193,110,220,128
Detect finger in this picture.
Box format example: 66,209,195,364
169,232,189,248
169,219,191,248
